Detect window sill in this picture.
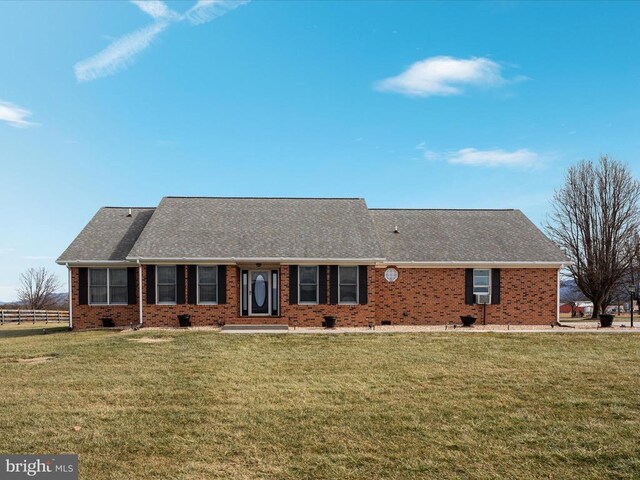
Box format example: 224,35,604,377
197,302,219,306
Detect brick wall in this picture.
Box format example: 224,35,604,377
279,266,376,327
141,266,240,327
69,266,558,329
140,266,377,328
374,267,559,325
70,268,139,329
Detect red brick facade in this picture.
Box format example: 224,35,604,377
374,267,558,326
69,266,558,329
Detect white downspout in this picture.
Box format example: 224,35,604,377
138,260,143,327
66,263,73,329
557,268,560,324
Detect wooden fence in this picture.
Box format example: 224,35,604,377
0,310,70,324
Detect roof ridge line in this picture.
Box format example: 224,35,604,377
369,208,517,211
102,206,156,209
162,196,364,200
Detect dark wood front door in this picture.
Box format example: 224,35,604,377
250,270,270,315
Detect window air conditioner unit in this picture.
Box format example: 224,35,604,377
475,294,491,305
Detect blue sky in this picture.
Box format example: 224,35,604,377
1,0,639,300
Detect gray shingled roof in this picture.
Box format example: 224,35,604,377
57,208,155,263
57,200,568,264
127,197,384,260
370,209,567,263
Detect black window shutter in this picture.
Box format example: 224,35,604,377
465,268,474,305
176,265,186,304
78,268,88,305
358,266,368,304
289,265,298,304
187,265,198,305
127,267,136,305
491,268,501,304
329,266,339,304
271,269,278,315
146,265,156,304
241,269,248,316
218,266,227,304
318,265,327,304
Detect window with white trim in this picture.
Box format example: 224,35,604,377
89,268,127,305
198,266,218,304
473,269,491,295
109,269,128,304
156,266,177,304
298,266,318,304
338,266,358,304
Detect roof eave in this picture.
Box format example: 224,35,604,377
56,259,132,266
126,256,386,265
376,260,571,268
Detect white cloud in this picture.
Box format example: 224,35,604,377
74,0,250,82
0,101,36,128
75,21,169,82
132,0,179,20
185,0,250,25
22,255,55,260
415,142,438,161
375,56,510,97
447,148,540,167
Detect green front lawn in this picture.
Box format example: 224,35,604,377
2,327,640,479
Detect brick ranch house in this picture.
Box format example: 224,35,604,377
56,197,568,329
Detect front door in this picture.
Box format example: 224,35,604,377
249,270,270,315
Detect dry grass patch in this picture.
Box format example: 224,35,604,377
16,356,55,365
1,330,640,479
129,336,174,344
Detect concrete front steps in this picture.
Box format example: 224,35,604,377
220,324,289,334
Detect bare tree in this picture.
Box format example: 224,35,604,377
546,156,640,318
16,267,63,310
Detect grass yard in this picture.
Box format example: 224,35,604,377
2,328,640,479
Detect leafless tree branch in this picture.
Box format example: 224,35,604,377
16,267,63,310
546,156,640,318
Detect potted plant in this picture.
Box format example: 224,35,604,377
460,315,477,327
101,317,115,328
323,315,337,329
178,314,191,327
599,313,615,328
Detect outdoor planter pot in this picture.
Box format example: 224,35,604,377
323,315,337,329
599,314,615,328
177,314,191,327
101,317,115,328
460,315,477,327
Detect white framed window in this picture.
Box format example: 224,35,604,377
89,268,127,305
156,266,177,304
338,266,358,305
473,269,491,295
89,269,107,305
198,266,218,304
109,269,128,304
298,266,319,304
